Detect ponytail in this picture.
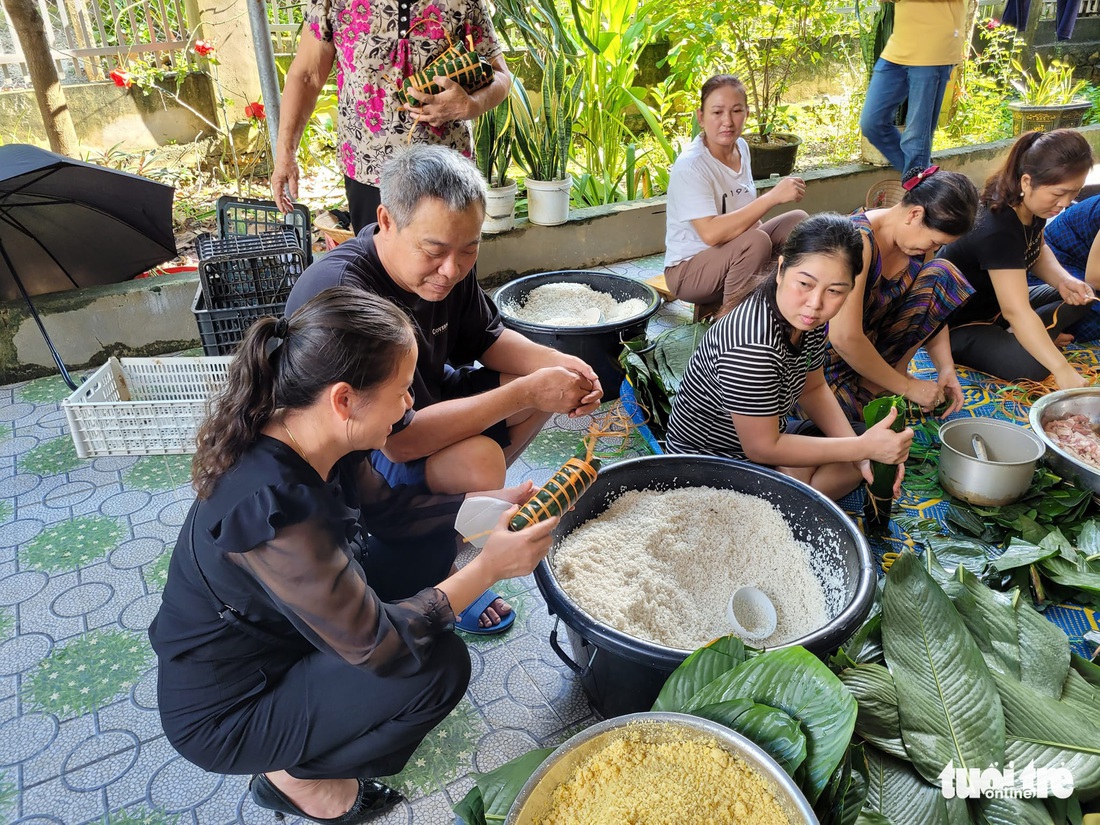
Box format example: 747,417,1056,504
982,129,1093,211
191,287,415,499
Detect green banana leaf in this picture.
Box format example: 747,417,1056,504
1039,528,1078,562
991,537,1058,572
855,813,894,825
863,746,958,825
950,567,1068,697
1076,519,1100,555
1038,555,1100,600
975,797,1057,825
651,634,747,712
815,742,868,825
830,612,884,669
1071,652,1100,689
881,552,1005,784
1059,668,1100,719
683,646,856,804
453,784,486,825
453,746,555,824
993,672,1100,797
863,394,907,529
692,700,809,777
925,534,993,578
838,664,908,760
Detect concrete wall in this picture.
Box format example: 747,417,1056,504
0,74,218,151
6,124,1100,383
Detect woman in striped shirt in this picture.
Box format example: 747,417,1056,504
666,213,913,500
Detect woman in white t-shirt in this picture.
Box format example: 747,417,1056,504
664,74,808,316
666,213,912,500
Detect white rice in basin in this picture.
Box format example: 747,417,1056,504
551,486,846,650
502,282,648,326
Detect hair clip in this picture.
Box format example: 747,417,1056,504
266,316,290,357
902,165,939,191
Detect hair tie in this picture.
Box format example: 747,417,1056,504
265,316,290,357
902,165,939,191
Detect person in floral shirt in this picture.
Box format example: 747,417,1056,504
272,0,511,232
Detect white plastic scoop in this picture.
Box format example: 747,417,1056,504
726,586,778,641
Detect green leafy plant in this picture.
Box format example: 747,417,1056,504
835,552,1100,824
936,18,1021,151
511,59,581,182
567,0,676,205
452,747,555,824
474,97,514,189
1011,54,1089,107
662,0,852,142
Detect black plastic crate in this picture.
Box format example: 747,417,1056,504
217,195,313,264
192,286,286,356
196,228,306,309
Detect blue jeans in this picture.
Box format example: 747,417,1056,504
860,59,954,176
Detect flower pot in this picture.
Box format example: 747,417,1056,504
1008,99,1091,135
860,134,894,167
525,175,572,226
744,133,801,179
483,181,517,233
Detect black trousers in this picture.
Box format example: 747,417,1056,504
166,531,469,780
345,176,382,234
951,284,1091,382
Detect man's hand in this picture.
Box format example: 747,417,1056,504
404,77,474,127
520,367,600,415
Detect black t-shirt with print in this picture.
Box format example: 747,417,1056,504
285,225,504,432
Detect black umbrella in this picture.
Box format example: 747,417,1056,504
0,144,177,389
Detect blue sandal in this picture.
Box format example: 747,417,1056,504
455,589,516,635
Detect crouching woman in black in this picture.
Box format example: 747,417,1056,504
148,287,555,824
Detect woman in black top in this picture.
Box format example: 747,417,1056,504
148,287,555,824
940,129,1095,386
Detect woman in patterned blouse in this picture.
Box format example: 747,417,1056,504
272,0,512,233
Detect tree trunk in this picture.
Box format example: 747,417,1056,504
1,0,80,156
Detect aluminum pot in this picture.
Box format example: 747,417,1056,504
505,712,818,824
1028,388,1100,496
938,418,1044,506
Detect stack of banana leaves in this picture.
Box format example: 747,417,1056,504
900,418,1100,611
618,322,708,440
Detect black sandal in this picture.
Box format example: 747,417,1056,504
249,773,403,824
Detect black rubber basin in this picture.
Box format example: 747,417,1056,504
493,270,661,401
535,455,874,718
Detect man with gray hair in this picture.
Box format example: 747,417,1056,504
286,145,601,631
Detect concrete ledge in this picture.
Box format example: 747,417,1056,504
7,124,1100,384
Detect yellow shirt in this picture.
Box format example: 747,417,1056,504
880,0,966,67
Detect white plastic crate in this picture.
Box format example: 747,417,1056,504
62,356,233,457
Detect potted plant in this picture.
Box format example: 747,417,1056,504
854,0,895,166
662,0,846,179
474,97,517,233
511,55,582,226
728,0,847,177
1008,53,1091,134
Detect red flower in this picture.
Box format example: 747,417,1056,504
244,102,266,120
986,18,1000,29
110,68,132,88
193,40,215,56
